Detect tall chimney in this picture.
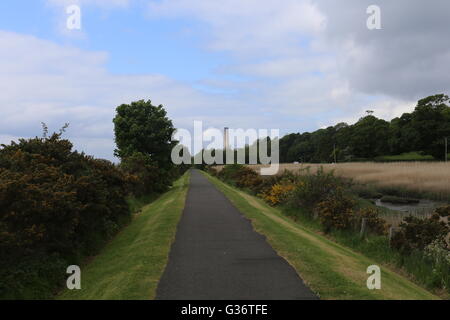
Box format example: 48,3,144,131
224,127,229,150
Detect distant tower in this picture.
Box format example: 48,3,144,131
224,127,230,150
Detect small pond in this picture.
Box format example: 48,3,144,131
374,199,446,214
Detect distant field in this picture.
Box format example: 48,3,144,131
226,162,450,200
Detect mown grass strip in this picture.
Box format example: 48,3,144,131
58,172,190,300
203,172,439,300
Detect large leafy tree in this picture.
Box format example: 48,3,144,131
410,94,450,159
113,100,178,194
348,114,390,159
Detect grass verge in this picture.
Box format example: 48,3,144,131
58,172,190,300
203,172,439,300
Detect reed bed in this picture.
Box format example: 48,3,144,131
235,162,450,201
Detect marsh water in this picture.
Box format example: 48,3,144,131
374,198,448,226
374,199,446,214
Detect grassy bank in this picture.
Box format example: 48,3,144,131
282,202,449,298
58,172,190,300
203,172,439,300
127,193,160,214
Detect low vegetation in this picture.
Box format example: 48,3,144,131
208,164,450,296
0,130,133,299
244,162,450,201
0,100,188,299
204,171,440,300
58,172,190,300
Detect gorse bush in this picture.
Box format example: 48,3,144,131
390,208,450,291
120,152,173,196
261,183,295,206
391,211,449,254
424,239,450,290
236,169,263,191
0,132,131,299
0,100,185,299
217,164,247,183
316,194,388,234
315,188,355,233
289,166,344,212
435,205,450,217
356,207,388,236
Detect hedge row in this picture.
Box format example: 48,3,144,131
0,133,134,299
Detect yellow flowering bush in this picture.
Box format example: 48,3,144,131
261,183,295,206
315,189,356,233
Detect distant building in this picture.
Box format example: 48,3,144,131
224,127,229,150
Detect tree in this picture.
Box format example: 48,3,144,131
113,100,178,194
113,100,176,167
410,94,450,160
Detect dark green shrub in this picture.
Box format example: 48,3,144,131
120,152,173,196
289,167,344,211
206,166,219,176
356,208,388,235
391,214,449,254
315,188,356,233
217,164,246,183
435,205,450,217
0,133,131,299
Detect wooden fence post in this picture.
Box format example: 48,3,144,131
388,227,395,247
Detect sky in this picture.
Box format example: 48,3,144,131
0,0,449,160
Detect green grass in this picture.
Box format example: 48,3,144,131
203,172,440,300
58,172,190,300
127,193,160,214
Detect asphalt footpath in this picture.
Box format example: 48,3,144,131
156,169,318,300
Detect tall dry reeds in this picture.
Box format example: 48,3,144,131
224,162,450,201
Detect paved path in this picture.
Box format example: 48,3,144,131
156,170,317,300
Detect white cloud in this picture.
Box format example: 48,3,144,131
149,0,326,57
0,30,237,160
4,0,444,161
315,0,450,99
227,56,336,78
148,0,449,105
322,97,416,129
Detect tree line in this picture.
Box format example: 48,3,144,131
280,94,450,163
